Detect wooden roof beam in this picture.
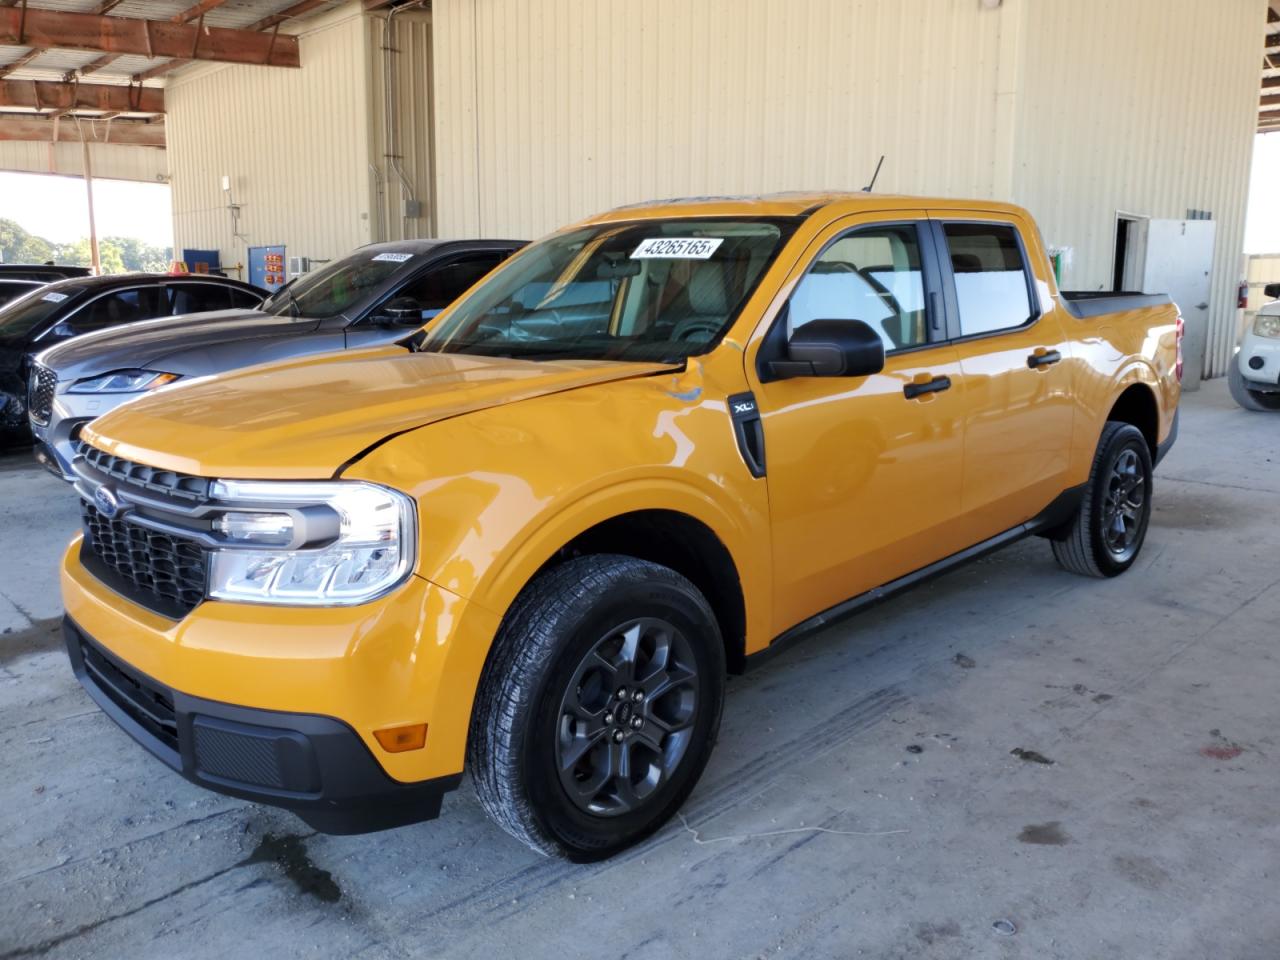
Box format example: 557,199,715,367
134,0,330,82
0,78,163,113
0,115,164,147
80,0,232,78
0,7,300,68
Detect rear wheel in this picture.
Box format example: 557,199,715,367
469,554,725,861
1228,359,1280,412
1051,422,1153,578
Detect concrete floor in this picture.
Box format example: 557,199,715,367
1,379,1278,960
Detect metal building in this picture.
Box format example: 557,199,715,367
1,0,1274,381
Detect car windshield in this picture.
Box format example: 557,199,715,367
0,286,83,340
261,249,422,318
419,218,793,363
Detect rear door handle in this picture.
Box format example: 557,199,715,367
1027,349,1062,369
903,375,952,399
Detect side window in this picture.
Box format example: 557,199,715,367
229,287,266,309
393,254,506,320
71,288,160,333
943,223,1035,336
787,224,929,352
168,283,234,315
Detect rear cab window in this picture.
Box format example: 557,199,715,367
940,222,1037,337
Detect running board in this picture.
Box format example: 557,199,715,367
745,484,1085,671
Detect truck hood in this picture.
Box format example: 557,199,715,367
83,348,678,479
35,310,320,379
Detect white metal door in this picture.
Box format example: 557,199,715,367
1142,219,1215,387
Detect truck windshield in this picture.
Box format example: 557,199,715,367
261,249,422,319
419,218,793,363
0,287,83,340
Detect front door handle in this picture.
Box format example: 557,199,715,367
903,375,952,399
1027,349,1062,369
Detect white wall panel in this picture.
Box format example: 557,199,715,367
433,0,1007,240
1012,0,1263,378
166,8,372,275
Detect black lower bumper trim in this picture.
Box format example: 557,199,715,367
1154,408,1179,468
63,617,460,835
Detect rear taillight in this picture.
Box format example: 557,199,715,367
1237,282,1249,310
1175,315,1185,382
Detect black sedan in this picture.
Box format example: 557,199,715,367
1,272,266,439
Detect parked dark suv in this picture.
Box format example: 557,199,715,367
1,272,265,441
0,264,93,282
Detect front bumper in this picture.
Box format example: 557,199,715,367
64,616,460,833
1238,335,1280,392
36,387,128,480
61,536,502,832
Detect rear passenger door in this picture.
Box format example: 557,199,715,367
930,213,1074,540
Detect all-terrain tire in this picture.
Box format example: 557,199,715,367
1051,422,1153,578
469,554,725,861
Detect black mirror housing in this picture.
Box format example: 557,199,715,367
769,318,886,380
375,296,426,326
1264,282,1280,301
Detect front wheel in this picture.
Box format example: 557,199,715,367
1051,422,1153,578
1228,358,1280,412
469,554,725,861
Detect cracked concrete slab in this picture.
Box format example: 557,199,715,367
1,379,1278,959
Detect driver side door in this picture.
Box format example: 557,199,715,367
749,212,971,635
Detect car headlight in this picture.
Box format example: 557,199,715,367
1254,315,1280,340
206,480,416,606
68,369,181,394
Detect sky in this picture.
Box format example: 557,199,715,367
1243,134,1280,255
0,134,1277,254
0,171,173,248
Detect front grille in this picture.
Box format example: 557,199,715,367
27,364,56,426
81,500,208,615
76,441,211,502
77,632,179,753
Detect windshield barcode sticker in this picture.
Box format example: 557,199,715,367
372,252,413,263
630,237,724,260
42,292,69,302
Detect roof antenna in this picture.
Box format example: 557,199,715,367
863,155,885,192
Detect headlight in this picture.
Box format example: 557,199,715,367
68,369,181,394
206,480,416,606
1254,315,1280,340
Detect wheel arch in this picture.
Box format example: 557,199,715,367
1105,381,1159,460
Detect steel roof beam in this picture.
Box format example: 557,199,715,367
0,114,164,146
0,78,163,113
0,7,301,68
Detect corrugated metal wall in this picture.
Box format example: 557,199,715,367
432,0,1008,239
365,10,436,241
431,0,1263,376
1011,0,1263,379
166,7,372,275
0,141,167,183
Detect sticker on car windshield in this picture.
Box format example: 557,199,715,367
372,252,413,263
630,237,724,260
41,292,68,302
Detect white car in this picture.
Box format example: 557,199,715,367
1230,282,1280,412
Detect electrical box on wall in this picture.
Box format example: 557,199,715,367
404,200,423,219
289,256,311,277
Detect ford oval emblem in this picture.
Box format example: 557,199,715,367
94,485,121,520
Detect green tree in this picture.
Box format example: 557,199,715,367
2,217,171,275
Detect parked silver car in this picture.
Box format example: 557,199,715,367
30,239,523,479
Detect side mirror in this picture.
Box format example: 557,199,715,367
1264,282,1280,301
769,318,886,379
373,296,425,327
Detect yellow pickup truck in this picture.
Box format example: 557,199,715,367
59,194,1181,860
